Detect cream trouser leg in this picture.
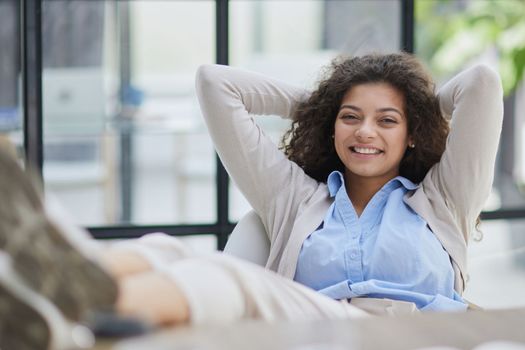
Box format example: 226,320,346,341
112,233,367,325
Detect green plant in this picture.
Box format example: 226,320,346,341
416,0,525,95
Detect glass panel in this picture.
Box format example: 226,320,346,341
129,1,216,225
228,0,402,222
42,0,216,228
415,0,525,212
42,1,122,226
0,0,23,160
464,219,525,309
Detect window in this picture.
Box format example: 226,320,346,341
21,0,407,245
11,1,525,307
41,1,216,227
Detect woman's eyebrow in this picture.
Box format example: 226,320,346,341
377,107,404,117
339,105,404,117
339,104,361,112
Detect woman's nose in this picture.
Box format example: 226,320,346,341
355,121,377,139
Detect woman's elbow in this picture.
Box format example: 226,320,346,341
195,64,218,90
467,64,503,98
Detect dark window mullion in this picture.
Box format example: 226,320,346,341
88,223,236,240
401,0,414,53
22,0,43,174
481,209,525,221
216,0,229,250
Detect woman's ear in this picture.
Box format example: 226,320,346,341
408,136,415,149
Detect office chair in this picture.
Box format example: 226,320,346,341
223,210,270,266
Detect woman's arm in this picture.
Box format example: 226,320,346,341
195,65,318,237
429,64,503,237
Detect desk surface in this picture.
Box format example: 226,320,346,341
95,308,525,350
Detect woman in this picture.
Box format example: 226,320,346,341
0,53,503,349
195,53,502,312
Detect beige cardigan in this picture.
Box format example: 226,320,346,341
195,63,503,294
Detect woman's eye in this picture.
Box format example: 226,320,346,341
341,114,358,120
381,118,397,124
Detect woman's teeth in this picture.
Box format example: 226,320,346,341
352,147,381,154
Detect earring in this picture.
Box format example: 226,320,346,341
331,135,335,139
409,143,415,148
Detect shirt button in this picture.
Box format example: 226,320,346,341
350,253,358,259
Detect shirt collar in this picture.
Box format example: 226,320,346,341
396,176,419,191
327,171,345,197
326,170,419,198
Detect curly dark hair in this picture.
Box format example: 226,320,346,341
281,52,449,184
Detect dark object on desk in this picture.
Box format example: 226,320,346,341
88,311,153,338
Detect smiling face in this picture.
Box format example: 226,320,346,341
334,82,413,186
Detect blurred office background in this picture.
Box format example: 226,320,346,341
1,0,524,309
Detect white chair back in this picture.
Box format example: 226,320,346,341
224,210,270,266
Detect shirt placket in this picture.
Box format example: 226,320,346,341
335,188,364,284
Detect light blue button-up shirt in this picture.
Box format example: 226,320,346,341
294,171,467,311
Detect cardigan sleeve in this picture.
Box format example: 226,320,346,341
429,64,503,240
195,64,320,241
